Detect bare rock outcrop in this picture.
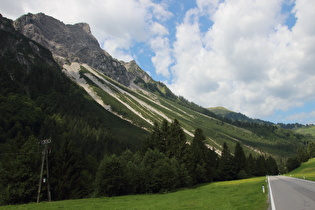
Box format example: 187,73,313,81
14,13,148,87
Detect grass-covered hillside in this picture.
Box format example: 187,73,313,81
2,177,268,210
293,125,315,136
286,158,315,181
65,62,311,158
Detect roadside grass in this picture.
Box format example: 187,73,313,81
286,158,315,181
2,177,268,210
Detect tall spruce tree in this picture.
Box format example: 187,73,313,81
266,156,279,175
219,143,237,180
0,136,40,204
159,119,169,153
190,128,208,183
167,119,187,160
308,142,315,158
51,139,93,200
234,142,246,175
146,121,161,150
246,153,256,177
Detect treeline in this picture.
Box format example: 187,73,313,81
95,119,279,197
277,123,304,130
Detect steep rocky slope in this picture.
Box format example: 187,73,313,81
14,13,151,87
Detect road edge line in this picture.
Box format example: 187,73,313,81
268,176,276,210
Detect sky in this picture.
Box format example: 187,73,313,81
1,0,315,124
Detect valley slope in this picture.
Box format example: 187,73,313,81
3,13,312,158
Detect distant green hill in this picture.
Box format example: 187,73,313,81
208,106,234,115
208,107,272,125
293,125,315,136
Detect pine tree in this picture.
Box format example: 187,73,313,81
219,142,237,180
266,156,279,175
146,121,161,150
51,139,93,200
234,142,247,176
308,142,315,158
159,119,169,153
167,119,187,160
190,128,208,183
246,153,256,177
255,155,267,176
0,136,40,204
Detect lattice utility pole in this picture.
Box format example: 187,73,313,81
37,138,51,203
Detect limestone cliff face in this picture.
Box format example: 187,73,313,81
0,14,58,73
13,13,150,87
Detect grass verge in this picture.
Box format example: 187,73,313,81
2,177,268,210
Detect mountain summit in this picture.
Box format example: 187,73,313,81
14,13,150,87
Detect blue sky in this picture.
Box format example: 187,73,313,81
1,0,314,124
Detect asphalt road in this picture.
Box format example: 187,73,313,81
268,176,315,210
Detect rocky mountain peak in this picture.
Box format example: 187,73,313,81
13,13,152,87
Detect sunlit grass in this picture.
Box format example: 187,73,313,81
2,177,268,210
286,158,315,181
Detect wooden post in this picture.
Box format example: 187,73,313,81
45,151,51,202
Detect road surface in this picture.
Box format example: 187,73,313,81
268,176,315,210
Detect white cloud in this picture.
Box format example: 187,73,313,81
169,0,315,120
150,36,172,78
284,111,315,124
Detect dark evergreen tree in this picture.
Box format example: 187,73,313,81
219,143,237,180
159,119,169,153
145,121,161,150
246,153,256,177
308,142,315,158
167,119,187,160
296,148,309,163
51,139,93,200
266,156,279,175
189,128,218,183
286,157,301,172
0,136,40,204
255,155,267,176
234,142,247,176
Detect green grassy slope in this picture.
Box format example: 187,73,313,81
286,158,315,181
208,106,235,115
293,126,315,136
71,63,309,158
2,177,268,210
